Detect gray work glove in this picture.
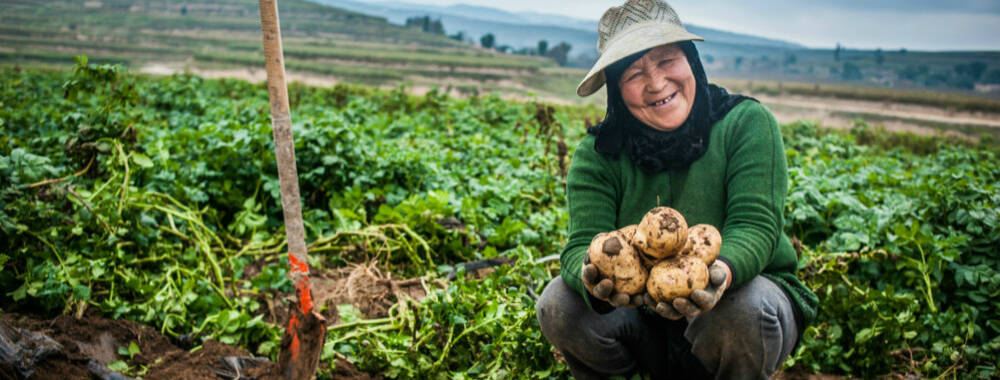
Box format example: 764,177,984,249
581,256,645,308
645,260,731,320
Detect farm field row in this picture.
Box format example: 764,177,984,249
0,0,576,101
1,60,997,379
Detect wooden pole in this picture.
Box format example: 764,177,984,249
257,1,325,378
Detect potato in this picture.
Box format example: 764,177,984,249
617,224,637,244
634,207,689,259
647,256,709,303
678,224,722,265
617,224,657,270
586,231,648,295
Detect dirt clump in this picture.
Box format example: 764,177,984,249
147,339,281,380
331,358,384,380
253,262,429,325
312,262,428,319
0,313,289,380
2,261,430,380
3,312,177,367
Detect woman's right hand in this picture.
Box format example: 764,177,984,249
581,256,644,308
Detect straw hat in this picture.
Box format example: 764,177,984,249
576,0,703,97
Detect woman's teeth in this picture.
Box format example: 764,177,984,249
650,93,676,107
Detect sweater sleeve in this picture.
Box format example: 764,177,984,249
718,103,788,288
560,136,620,309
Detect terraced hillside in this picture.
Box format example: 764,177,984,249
0,0,591,102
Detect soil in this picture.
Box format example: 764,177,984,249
141,62,1000,137
247,259,430,329
146,340,281,380
2,312,178,379
0,312,286,379
754,93,1000,141
0,261,429,380
140,64,343,88
331,359,383,380
755,94,1000,128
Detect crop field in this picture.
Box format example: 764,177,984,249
714,79,1000,115
1,58,998,379
0,0,588,104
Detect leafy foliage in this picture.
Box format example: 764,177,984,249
783,121,999,378
1,58,576,376
326,251,558,379
1,58,997,379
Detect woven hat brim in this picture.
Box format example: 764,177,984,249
576,22,703,97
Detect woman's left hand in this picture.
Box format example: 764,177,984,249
646,260,731,319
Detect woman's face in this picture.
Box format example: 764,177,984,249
617,44,696,132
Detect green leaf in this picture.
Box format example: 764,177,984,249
131,153,154,168
855,327,878,344
72,285,91,301
449,314,467,325
108,360,129,372
337,304,363,324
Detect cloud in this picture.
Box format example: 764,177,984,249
671,1,1000,50
359,0,1000,50
815,0,1000,14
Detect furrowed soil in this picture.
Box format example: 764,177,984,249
1,312,284,380
2,308,385,380
0,261,425,379
754,94,1000,141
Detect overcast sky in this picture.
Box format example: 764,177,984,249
373,0,1000,51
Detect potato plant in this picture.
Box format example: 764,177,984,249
1,58,997,379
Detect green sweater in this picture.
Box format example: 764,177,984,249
560,100,817,326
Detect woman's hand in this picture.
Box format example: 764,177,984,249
581,256,645,308
646,260,731,319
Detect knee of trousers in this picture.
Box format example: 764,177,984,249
535,276,584,346
684,276,796,377
535,277,640,375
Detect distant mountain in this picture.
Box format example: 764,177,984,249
307,0,804,60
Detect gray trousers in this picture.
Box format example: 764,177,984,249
536,276,798,380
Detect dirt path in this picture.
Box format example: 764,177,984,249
140,63,999,139
754,94,1000,132
140,64,573,104
140,63,343,88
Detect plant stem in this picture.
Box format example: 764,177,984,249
327,317,393,331
432,324,456,369
396,223,434,267
115,142,130,216
916,242,938,313
66,185,113,234
27,154,96,188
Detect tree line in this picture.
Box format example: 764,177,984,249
405,15,573,66
723,42,999,91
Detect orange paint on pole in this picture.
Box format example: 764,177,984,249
288,252,309,274
294,274,314,313
289,253,313,312
287,314,301,361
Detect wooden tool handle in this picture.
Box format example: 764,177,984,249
259,0,311,308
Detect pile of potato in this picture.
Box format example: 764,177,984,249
586,207,721,304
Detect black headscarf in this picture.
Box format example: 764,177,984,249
587,41,754,173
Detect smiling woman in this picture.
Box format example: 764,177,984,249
617,44,696,131
535,0,819,379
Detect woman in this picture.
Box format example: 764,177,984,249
534,0,818,379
